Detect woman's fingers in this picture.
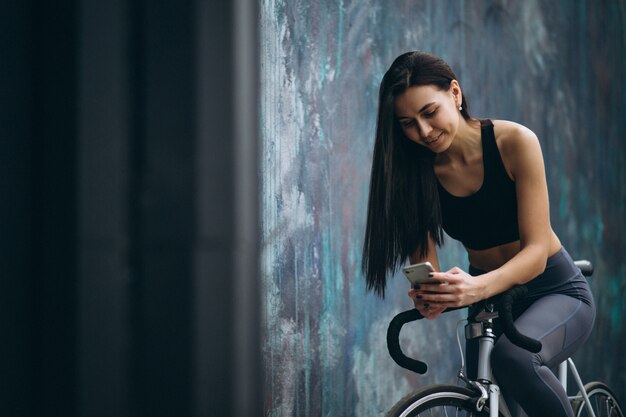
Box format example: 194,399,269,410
422,305,446,319
446,266,464,274
428,271,461,284
411,266,479,308
409,292,444,319
415,289,464,308
417,269,468,294
408,288,422,302
409,283,454,317
417,282,453,293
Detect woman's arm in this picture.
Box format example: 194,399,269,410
416,122,554,307
408,232,441,271
407,233,446,318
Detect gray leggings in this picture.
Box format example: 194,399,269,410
467,248,596,417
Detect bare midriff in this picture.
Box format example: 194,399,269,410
466,231,562,272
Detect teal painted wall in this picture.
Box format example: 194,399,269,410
261,1,626,415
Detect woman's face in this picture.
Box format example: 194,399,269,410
394,82,461,153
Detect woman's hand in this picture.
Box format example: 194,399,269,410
413,266,487,309
408,288,447,319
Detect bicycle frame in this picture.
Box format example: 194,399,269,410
386,261,612,417
469,317,597,417
565,358,597,417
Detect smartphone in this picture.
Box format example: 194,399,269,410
403,261,436,287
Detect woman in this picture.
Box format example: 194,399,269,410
362,51,595,417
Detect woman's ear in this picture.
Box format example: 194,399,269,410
449,79,461,95
449,79,462,105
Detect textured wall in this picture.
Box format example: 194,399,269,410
260,1,626,416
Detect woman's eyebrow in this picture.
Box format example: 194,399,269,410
397,102,436,119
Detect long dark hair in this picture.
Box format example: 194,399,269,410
362,51,472,297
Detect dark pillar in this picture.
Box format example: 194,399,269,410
2,1,79,416
75,1,133,416
3,0,260,416
193,1,261,415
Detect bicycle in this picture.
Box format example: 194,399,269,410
385,260,623,417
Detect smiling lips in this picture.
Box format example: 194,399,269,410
424,132,442,145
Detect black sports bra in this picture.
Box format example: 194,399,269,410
437,119,519,250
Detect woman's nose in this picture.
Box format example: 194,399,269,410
418,121,433,138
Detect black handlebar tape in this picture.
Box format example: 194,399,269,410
386,309,428,374
498,286,543,353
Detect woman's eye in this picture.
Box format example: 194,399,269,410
401,120,415,128
424,110,437,118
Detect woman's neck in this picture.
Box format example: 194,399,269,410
437,118,482,165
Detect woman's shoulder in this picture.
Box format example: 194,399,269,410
490,119,540,153
489,119,543,178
